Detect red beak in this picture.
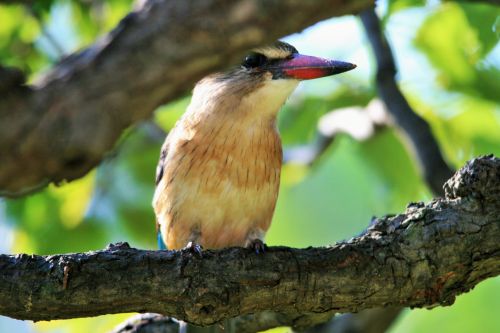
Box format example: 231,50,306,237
272,54,356,80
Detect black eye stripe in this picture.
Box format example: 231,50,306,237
242,53,267,69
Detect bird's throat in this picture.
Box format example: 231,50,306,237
237,78,299,118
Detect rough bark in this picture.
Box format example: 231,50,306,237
0,0,373,197
0,156,498,330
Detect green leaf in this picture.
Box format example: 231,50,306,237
279,85,374,145
415,3,500,103
459,2,500,56
87,125,162,248
386,0,425,16
6,173,107,254
154,97,191,131
268,129,428,247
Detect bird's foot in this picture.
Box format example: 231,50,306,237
247,239,267,254
184,241,203,258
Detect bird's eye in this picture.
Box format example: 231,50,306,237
242,53,267,69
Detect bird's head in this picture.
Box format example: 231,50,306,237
241,41,356,81
190,41,356,119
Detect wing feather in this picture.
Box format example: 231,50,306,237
155,139,169,185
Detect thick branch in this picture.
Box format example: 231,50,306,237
0,156,498,328
0,0,373,197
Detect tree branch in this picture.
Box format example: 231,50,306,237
360,8,454,196
0,0,373,197
0,155,498,329
0,0,34,4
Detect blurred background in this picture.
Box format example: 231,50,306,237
0,0,499,332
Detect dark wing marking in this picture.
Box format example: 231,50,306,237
155,141,169,185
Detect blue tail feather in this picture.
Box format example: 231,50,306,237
157,230,167,250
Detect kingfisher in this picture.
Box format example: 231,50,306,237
153,41,355,253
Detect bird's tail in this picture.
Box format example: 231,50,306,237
156,220,167,250
157,231,167,250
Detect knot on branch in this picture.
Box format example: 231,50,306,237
106,242,132,250
444,155,500,205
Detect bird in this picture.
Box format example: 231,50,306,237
153,41,355,253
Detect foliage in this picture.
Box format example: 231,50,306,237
0,0,499,332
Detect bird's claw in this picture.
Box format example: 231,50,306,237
184,241,203,258
247,239,267,254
